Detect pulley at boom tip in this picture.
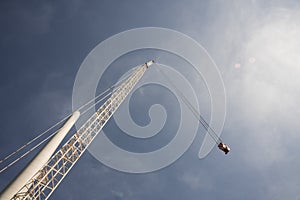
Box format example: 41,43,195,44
145,60,154,68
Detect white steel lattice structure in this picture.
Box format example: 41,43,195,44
9,61,154,200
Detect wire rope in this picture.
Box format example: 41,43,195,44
0,65,139,173
155,64,222,144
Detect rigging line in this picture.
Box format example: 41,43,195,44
155,64,221,143
175,85,220,143
0,115,71,165
0,66,138,165
77,66,138,114
177,90,220,143
0,88,108,166
80,90,113,116
180,92,219,143
0,90,114,174
0,128,61,174
23,65,147,190
181,89,221,143
159,66,220,143
199,114,221,142
79,65,140,116
77,88,112,114
155,64,219,140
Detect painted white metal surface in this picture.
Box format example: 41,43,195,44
145,60,154,68
0,111,80,200
11,62,151,200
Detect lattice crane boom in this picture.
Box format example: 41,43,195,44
10,60,154,200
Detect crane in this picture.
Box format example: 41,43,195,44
0,60,154,200
0,59,229,200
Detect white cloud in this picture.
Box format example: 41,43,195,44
230,6,300,170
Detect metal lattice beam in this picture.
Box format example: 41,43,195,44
11,61,153,200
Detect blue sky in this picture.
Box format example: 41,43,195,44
1,0,300,199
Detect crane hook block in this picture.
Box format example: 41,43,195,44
218,142,230,155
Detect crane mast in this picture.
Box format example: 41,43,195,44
10,61,154,200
